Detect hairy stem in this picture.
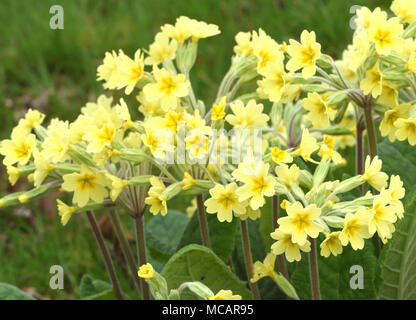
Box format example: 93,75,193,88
196,194,212,248
240,220,261,300
107,205,142,297
272,195,289,280
309,238,321,300
363,100,378,159
86,210,123,300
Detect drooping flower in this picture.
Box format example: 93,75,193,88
56,199,76,226
360,62,383,98
320,232,343,257
380,104,412,142
145,177,168,216
367,189,397,241
271,229,311,262
293,129,319,163
394,117,416,145
361,155,388,191
339,209,371,250
302,92,334,128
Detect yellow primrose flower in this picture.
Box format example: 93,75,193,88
205,183,247,222
286,30,321,78
277,202,323,245
41,119,71,163
271,146,293,164
137,91,165,118
107,173,130,202
33,149,54,187
320,232,343,257
360,62,383,98
211,96,227,120
235,162,276,210
123,131,142,149
257,60,287,102
407,51,416,73
61,165,108,208
141,118,175,159
137,263,155,279
394,118,416,145
378,82,398,108
185,131,209,160
181,17,221,41
387,175,405,218
143,66,189,112
339,209,371,250
368,15,404,56
361,155,389,191
302,92,335,128
234,205,261,221
368,189,397,240
354,7,387,31
114,49,145,95
83,119,117,154
280,199,291,210
208,290,241,300
318,135,344,165
0,126,37,166
380,104,412,142
275,164,300,186
18,108,45,131
271,229,311,262
233,31,253,57
6,166,21,186
293,129,319,163
225,99,269,129
145,32,178,66
97,50,119,89
391,0,416,24
161,17,193,44
145,177,168,216
252,29,284,72
56,199,76,226
182,172,195,190
251,252,276,283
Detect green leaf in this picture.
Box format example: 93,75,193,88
379,139,416,197
146,210,190,264
379,192,416,299
178,212,238,262
0,283,35,300
291,236,377,299
161,244,252,300
78,274,113,300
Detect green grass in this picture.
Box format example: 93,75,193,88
0,0,391,299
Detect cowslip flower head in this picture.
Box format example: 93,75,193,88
270,229,311,262
257,60,287,102
368,15,404,55
394,118,416,145
339,209,371,250
225,99,269,129
211,96,227,120
302,92,334,128
320,232,343,257
387,175,405,218
380,104,412,142
57,199,76,226
367,189,397,241
277,201,323,246
145,32,178,66
251,253,276,283
271,147,293,164
361,155,388,191
205,183,247,222
391,0,416,24
137,263,155,279
360,62,383,98
145,177,168,216
114,49,145,95
293,129,319,163
286,30,321,78
0,126,37,166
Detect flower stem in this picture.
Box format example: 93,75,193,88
272,195,289,280
309,238,321,300
196,194,211,248
240,220,261,300
86,210,123,300
356,123,364,196
107,205,142,297
363,99,378,159
135,207,150,300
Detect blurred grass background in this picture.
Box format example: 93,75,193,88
0,0,390,299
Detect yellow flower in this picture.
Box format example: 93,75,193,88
361,155,388,191
137,91,165,118
293,129,319,163
368,15,404,55
182,172,195,190
275,164,300,186
6,166,22,186
143,67,189,111
57,199,76,226
185,131,209,160
318,135,344,165
280,199,291,210
186,198,197,218
18,108,45,131
394,117,416,145
141,118,175,159
145,32,178,65
277,202,323,245
271,229,311,262
368,189,397,241
320,232,343,257
161,17,192,44
391,0,416,24
387,175,405,219
0,126,37,166
235,162,276,210
208,290,241,300
380,104,412,142
360,62,383,98
225,99,269,129
97,50,119,89
286,30,321,78
257,60,287,102
145,177,168,216
252,29,284,72
107,173,130,202
83,119,117,154
302,92,334,128
182,16,221,41
251,253,276,283
41,119,71,163
33,149,54,187
114,49,145,95
205,183,247,222
18,194,28,204
271,147,293,164
233,31,253,57
354,7,387,31
339,209,371,250
211,96,226,120
234,205,261,221
137,263,155,279
61,165,109,207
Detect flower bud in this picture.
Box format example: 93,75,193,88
272,273,299,300
322,215,344,228
316,54,333,69
333,175,363,194
403,21,416,39
178,281,214,300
